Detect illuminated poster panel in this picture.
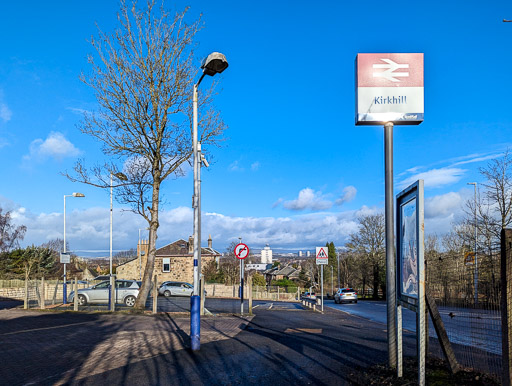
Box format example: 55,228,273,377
396,180,424,310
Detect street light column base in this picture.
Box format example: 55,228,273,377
190,295,201,351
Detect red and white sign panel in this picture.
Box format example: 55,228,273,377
316,247,328,265
235,243,250,260
355,53,424,126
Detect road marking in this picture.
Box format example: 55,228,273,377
253,304,260,309
1,320,95,336
284,328,322,334
268,303,273,310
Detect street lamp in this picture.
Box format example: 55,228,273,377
191,52,228,351
109,172,127,311
467,182,478,305
63,192,85,304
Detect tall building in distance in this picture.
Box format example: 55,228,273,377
298,251,303,257
306,251,311,257
261,244,273,264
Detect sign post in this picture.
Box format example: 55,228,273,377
316,247,328,312
235,241,249,315
60,252,71,304
356,53,424,371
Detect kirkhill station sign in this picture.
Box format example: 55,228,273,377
355,53,424,125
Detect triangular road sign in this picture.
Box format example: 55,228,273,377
316,248,327,258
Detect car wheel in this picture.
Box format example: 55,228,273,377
124,295,136,307
164,290,171,297
334,298,338,304
355,300,358,304
78,295,87,306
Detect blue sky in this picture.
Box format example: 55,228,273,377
1,0,511,256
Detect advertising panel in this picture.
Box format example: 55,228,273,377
396,180,424,310
355,53,424,125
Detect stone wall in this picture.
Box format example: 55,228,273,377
0,282,89,302
204,284,299,301
117,255,215,284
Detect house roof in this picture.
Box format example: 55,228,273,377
156,239,221,257
275,266,298,276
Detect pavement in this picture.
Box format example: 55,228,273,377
0,300,419,385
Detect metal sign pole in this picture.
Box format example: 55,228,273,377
240,259,244,315
321,265,324,313
385,122,397,368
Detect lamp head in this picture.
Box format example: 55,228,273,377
201,52,228,76
114,172,128,181
72,192,85,197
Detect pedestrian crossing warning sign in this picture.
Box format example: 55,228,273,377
316,247,328,265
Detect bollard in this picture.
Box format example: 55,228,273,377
248,276,253,316
200,276,205,316
74,277,78,311
24,273,29,309
191,295,200,350
152,275,158,314
40,277,45,309
109,276,115,312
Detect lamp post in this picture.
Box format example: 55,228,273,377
337,251,341,289
191,52,228,351
63,192,85,304
467,182,478,305
109,172,127,310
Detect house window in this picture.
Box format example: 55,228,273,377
163,258,170,272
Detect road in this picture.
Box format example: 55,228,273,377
0,300,415,385
325,299,501,355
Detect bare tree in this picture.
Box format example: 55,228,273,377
0,208,27,252
346,213,385,299
65,1,227,309
219,241,239,285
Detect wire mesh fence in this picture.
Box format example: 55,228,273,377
426,249,502,378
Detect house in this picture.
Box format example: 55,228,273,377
263,264,300,283
116,235,221,284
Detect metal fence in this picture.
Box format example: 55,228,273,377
426,249,502,378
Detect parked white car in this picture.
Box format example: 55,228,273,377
158,281,205,297
68,279,141,307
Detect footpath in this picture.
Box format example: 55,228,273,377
0,308,253,385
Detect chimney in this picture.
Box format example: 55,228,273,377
188,236,194,254
208,234,212,249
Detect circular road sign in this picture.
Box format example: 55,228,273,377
234,243,250,260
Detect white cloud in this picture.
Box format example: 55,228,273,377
229,160,243,172
251,162,260,171
0,102,12,123
425,191,464,219
66,107,90,115
335,186,357,205
23,131,82,162
398,167,466,189
282,188,332,211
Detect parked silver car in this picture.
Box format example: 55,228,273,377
334,288,358,304
159,281,196,297
68,279,141,307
